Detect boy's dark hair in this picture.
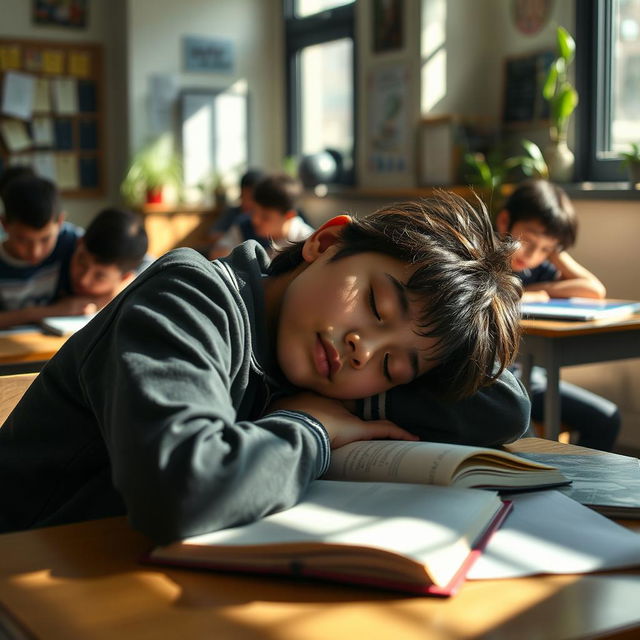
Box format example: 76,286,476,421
269,192,522,400
1,175,61,228
253,174,302,214
240,169,265,190
84,208,148,272
0,166,36,200
503,179,577,250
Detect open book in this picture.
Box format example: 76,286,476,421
146,480,511,596
520,297,640,321
40,314,95,336
323,440,569,490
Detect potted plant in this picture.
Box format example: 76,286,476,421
121,137,182,206
619,142,640,189
541,26,579,182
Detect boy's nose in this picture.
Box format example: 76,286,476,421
345,331,373,368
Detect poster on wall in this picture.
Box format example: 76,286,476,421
372,0,404,53
32,0,88,29
367,63,410,175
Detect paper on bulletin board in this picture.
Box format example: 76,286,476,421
34,78,52,112
42,50,65,75
367,63,410,175
52,77,78,114
55,154,79,189
68,52,91,78
0,45,21,71
33,152,57,183
32,116,54,147
1,71,35,120
0,120,32,151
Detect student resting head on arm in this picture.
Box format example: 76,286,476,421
495,179,606,301
0,191,525,544
63,207,150,309
0,173,84,328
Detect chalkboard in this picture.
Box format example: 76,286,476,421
503,50,554,125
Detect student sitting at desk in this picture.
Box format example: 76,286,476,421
495,179,620,451
210,174,313,259
0,172,85,329
0,193,529,543
58,207,151,309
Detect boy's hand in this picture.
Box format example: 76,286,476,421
48,296,98,317
522,290,550,303
267,391,419,449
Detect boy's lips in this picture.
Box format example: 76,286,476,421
314,334,341,380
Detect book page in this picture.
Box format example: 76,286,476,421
469,490,640,579
152,480,503,589
325,440,556,487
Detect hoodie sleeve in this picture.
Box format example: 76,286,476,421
77,259,330,544
356,368,531,447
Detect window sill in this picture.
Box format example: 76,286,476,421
319,183,640,201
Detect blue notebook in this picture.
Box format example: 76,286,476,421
520,298,640,321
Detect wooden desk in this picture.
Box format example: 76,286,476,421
1,438,639,640
0,329,68,374
519,313,640,440
140,204,219,257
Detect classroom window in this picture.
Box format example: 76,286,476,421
285,0,355,184
577,0,640,181
295,0,352,18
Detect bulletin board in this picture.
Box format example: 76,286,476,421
0,38,104,197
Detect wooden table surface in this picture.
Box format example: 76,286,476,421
1,438,639,640
0,329,68,373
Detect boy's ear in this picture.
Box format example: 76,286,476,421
283,209,297,220
55,212,66,225
495,209,511,234
301,214,352,263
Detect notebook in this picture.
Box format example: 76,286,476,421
520,298,640,321
40,314,95,336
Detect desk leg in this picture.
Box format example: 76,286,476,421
544,359,561,441
520,353,533,395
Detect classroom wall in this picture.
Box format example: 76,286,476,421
125,0,285,172
0,0,128,227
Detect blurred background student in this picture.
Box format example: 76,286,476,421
0,171,83,329
496,179,619,451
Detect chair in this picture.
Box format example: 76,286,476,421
0,373,37,425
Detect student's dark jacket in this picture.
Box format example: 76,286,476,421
0,242,529,543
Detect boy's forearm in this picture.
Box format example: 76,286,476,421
357,368,531,447
0,305,51,329
548,252,607,298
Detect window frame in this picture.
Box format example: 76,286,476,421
283,0,356,184
576,0,629,182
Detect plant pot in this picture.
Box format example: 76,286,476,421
146,186,164,204
628,164,640,190
543,139,575,183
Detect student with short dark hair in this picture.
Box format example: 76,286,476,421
211,168,265,234
61,208,150,306
0,174,84,328
251,174,313,252
496,179,619,451
0,192,529,543
495,179,605,301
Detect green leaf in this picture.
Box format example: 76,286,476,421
542,62,558,100
554,84,579,121
522,139,544,162
557,26,576,64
